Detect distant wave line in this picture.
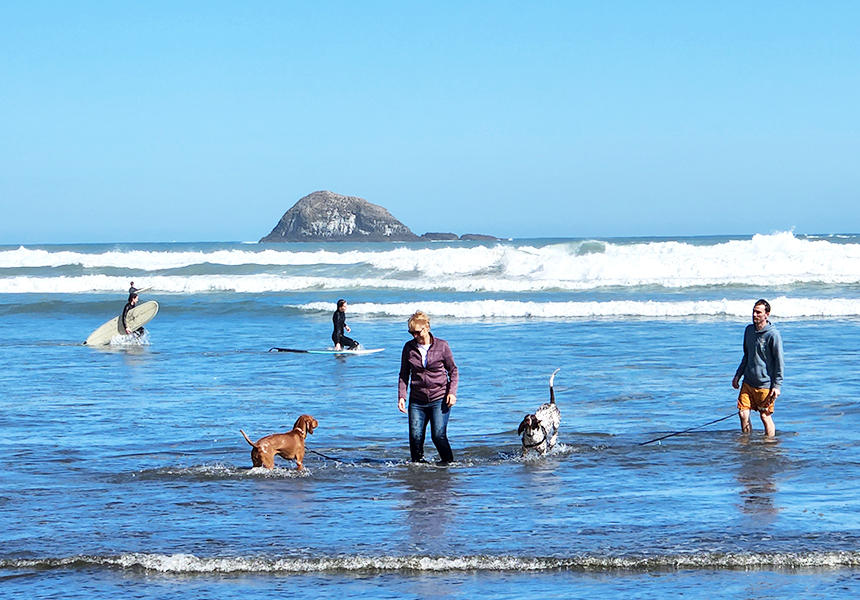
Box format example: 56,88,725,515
4,551,860,573
297,298,860,318
2,233,859,287
2,273,860,294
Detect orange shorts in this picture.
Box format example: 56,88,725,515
737,382,775,415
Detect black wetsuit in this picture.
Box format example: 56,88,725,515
121,302,144,336
332,310,358,349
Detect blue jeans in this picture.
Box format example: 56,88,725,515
408,398,453,463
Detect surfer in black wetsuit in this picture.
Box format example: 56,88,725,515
332,299,359,350
122,292,145,336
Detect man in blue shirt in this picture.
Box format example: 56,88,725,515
732,299,784,437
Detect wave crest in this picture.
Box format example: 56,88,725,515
3,233,859,293
5,551,860,573
298,297,860,319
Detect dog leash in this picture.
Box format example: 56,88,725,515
638,412,737,446
307,448,346,462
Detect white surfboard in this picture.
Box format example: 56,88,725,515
269,347,384,356
84,300,159,346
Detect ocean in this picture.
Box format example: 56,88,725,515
1,231,859,598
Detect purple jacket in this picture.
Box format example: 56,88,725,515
398,335,459,403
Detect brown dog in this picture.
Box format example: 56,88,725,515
240,414,318,470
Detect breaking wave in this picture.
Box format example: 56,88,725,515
297,297,860,319
2,232,859,293
5,551,860,574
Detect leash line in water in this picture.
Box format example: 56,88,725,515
308,448,345,462
639,412,737,446
311,412,738,459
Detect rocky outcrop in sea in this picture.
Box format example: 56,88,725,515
420,232,460,241
260,191,420,242
260,191,501,242
420,232,501,241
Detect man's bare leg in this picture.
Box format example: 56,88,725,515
760,412,775,437
739,409,752,434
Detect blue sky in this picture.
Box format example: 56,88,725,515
2,1,858,243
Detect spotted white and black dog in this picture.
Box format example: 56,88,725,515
517,368,561,456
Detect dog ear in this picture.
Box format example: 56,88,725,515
297,415,315,435
517,416,529,434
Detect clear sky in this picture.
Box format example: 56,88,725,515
2,1,858,243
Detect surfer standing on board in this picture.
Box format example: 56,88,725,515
122,292,145,336
732,299,784,437
332,299,359,350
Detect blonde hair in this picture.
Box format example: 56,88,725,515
407,310,430,332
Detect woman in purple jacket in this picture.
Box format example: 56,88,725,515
398,311,458,464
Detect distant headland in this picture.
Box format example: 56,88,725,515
259,191,499,242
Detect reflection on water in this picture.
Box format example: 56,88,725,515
387,467,475,600
515,457,566,519
735,437,785,519
391,466,455,548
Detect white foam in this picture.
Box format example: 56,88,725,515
2,273,860,296
6,550,860,573
2,233,859,292
297,297,860,319
109,331,150,346
0,246,370,270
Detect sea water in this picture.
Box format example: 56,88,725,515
1,231,859,599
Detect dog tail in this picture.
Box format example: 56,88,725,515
239,429,257,448
549,368,560,404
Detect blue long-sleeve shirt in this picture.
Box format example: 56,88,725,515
735,321,784,390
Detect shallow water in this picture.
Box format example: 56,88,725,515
2,234,860,598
